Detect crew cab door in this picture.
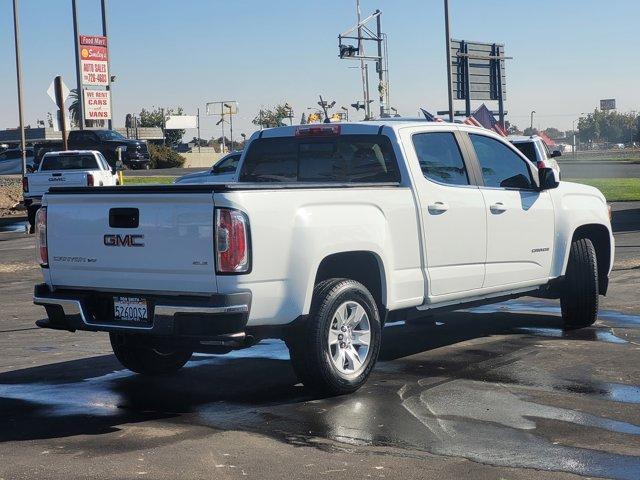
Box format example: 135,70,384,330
466,133,554,288
401,128,486,300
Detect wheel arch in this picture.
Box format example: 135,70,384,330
564,223,612,294
308,250,388,320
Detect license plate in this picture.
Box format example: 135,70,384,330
113,297,149,323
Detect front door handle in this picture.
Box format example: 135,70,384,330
490,202,507,213
428,201,449,214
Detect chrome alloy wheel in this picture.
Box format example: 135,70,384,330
328,300,371,376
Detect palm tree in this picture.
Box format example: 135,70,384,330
68,88,80,128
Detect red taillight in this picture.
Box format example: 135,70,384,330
215,208,250,273
36,207,48,266
22,176,29,192
87,173,94,186
294,125,341,137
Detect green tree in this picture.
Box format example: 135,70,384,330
578,109,639,144
139,106,185,146
543,127,563,140
252,104,291,128
68,88,80,128
523,127,539,136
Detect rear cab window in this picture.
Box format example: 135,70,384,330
41,154,98,171
239,134,400,183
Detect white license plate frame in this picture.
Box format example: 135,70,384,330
113,296,149,324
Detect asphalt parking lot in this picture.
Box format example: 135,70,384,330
0,203,639,479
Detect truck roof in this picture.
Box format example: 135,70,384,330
42,150,99,157
507,135,540,143
253,120,493,140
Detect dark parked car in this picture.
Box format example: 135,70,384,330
35,130,151,170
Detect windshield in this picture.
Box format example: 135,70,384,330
512,142,537,163
41,154,98,171
95,130,126,141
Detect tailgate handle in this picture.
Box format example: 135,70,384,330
51,173,62,177
109,208,139,228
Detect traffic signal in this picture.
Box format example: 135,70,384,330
339,44,359,58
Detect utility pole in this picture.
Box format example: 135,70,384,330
11,0,27,177
444,0,454,122
72,0,84,129
224,103,234,149
197,107,201,153
375,10,385,117
356,0,371,120
100,0,113,130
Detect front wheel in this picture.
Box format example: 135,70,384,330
110,333,193,375
561,237,599,329
287,278,381,396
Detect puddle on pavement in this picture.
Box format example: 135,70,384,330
0,220,27,233
516,327,628,344
2,305,640,479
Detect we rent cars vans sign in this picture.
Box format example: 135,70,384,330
83,90,111,120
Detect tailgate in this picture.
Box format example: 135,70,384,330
46,192,217,295
29,171,88,196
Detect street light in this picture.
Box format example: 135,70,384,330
530,110,536,131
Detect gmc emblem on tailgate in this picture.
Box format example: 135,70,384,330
104,234,145,247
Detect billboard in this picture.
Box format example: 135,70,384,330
600,99,616,111
450,40,506,101
83,90,111,120
165,115,198,129
79,35,109,86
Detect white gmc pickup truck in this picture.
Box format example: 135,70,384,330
33,122,614,395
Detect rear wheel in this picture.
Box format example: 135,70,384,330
561,237,599,329
287,278,381,395
110,333,193,375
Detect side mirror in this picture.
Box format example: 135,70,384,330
549,150,562,158
538,167,559,190
211,164,221,174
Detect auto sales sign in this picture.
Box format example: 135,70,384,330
79,35,109,86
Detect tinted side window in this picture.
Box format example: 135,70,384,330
241,138,297,182
470,134,534,189
239,135,399,183
412,132,469,186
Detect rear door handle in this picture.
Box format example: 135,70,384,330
490,202,507,213
428,201,449,214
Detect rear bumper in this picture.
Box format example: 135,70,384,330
33,284,251,341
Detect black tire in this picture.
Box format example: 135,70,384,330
561,237,599,329
109,333,193,375
287,278,381,396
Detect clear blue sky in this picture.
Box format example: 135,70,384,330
1,0,639,140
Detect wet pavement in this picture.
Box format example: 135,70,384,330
0,205,639,479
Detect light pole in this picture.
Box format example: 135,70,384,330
101,0,113,130
530,110,536,131
224,103,233,149
72,0,83,129
444,0,454,122
11,0,26,177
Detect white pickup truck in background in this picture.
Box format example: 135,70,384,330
23,150,118,228
33,122,613,395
